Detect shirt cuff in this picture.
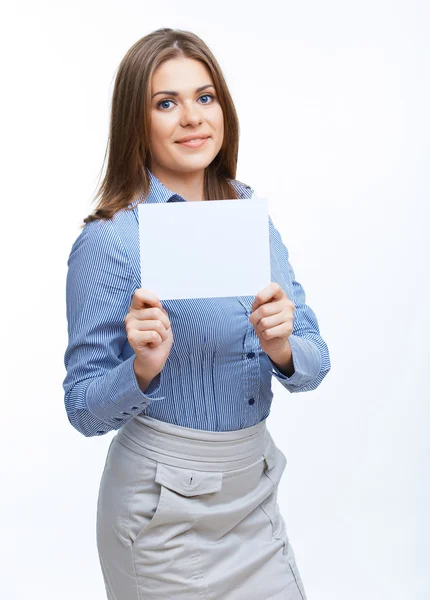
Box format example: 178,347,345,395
86,355,165,427
269,334,322,388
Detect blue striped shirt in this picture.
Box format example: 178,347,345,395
63,170,331,437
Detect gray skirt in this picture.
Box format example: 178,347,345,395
96,414,307,599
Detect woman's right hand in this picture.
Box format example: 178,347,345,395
125,288,173,377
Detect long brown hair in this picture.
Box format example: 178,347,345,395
82,28,245,226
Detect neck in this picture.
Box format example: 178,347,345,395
150,164,205,201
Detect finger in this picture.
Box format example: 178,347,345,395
127,329,163,347
127,307,171,330
260,323,291,340
131,288,162,310
255,312,286,332
129,319,170,341
252,283,286,312
249,299,285,325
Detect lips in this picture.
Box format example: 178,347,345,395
176,137,209,148
175,135,210,143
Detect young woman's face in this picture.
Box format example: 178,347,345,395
148,57,224,177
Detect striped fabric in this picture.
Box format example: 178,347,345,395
63,169,331,437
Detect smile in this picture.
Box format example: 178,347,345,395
176,138,209,148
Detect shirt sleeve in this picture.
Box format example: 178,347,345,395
267,216,331,392
63,218,165,437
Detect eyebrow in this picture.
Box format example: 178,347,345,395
151,84,215,99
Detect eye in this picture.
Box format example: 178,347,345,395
198,93,215,104
156,93,216,111
157,99,175,110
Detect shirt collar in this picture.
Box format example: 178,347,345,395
129,168,251,208
130,169,186,208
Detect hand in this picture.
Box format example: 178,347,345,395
249,282,295,361
125,288,173,377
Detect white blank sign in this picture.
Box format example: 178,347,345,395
138,197,270,300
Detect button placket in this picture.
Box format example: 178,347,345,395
242,316,260,414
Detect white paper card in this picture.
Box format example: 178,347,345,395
138,197,270,300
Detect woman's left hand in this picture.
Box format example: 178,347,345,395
249,282,295,365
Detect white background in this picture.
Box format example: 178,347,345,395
1,1,429,598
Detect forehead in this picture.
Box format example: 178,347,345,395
151,58,213,92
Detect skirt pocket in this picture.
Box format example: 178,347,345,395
97,437,158,549
128,460,223,547
127,457,163,546
261,441,287,538
260,442,307,599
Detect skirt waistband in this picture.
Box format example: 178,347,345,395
115,415,275,472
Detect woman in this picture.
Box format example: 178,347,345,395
63,28,331,599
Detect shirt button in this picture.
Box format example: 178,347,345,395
248,398,255,405
168,194,185,203
246,352,255,359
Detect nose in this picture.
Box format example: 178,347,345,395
180,101,203,127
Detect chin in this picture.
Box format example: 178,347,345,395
174,156,216,173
